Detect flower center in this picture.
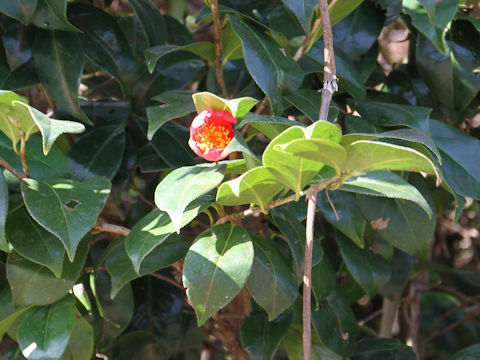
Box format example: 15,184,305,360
194,123,233,152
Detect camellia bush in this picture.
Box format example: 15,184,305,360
0,0,479,359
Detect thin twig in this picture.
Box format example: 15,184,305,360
149,272,185,291
0,156,25,180
211,0,228,97
93,222,131,237
293,17,322,61
19,134,30,178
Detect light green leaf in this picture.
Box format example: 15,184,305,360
155,163,225,232
216,166,283,213
18,296,75,360
145,43,214,73
183,224,254,326
21,177,111,261
192,91,258,120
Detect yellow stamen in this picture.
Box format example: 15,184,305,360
195,123,232,152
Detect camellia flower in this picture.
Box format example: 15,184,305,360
188,109,237,161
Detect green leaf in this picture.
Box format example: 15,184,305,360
448,344,480,360
237,114,298,140
356,177,436,258
183,224,254,326
127,0,167,47
12,101,85,155
317,190,366,247
32,30,90,124
342,140,438,178
247,235,298,320
281,0,317,33
145,43,214,73
350,339,416,360
7,239,88,306
284,89,329,122
6,205,65,278
192,91,258,120
0,287,33,342
381,249,414,301
240,311,292,360
221,20,243,64
155,163,225,232
31,0,79,31
1,21,33,71
340,171,433,217
216,166,283,213
67,124,125,181
0,171,9,252
403,0,459,52
61,314,94,360
21,177,111,261
230,16,303,115
419,0,435,22
106,235,190,298
126,196,211,273
18,296,75,360
0,133,71,180
312,254,336,304
221,131,261,166
146,90,195,139
0,0,37,24
337,233,390,296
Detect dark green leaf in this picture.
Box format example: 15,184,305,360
280,0,317,33
247,235,298,320
230,16,303,115
7,239,88,306
238,114,298,140
449,344,480,360
381,249,414,301
0,287,33,341
106,235,190,298
127,0,167,47
146,90,195,139
155,163,225,232
284,89,322,122
61,314,94,360
240,311,292,360
337,233,390,296
183,224,254,326
6,205,65,277
0,56,39,90
68,124,125,181
31,0,79,31
18,296,75,360
0,0,37,24
317,190,366,247
350,338,416,360
222,20,243,63
21,177,111,260
32,30,90,124
145,43,214,73
312,254,336,304
126,196,211,273
0,171,8,252
1,21,33,71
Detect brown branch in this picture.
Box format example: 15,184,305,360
148,272,185,291
211,0,228,97
0,156,25,180
93,222,131,237
19,134,30,178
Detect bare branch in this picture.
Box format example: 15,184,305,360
93,222,131,237
211,0,228,97
0,156,25,181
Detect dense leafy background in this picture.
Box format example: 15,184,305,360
0,0,479,359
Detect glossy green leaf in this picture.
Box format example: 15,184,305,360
32,30,90,124
0,0,37,24
0,133,71,180
106,235,189,298
221,20,243,64
145,42,214,73
155,163,225,232
192,91,258,120
21,177,111,261
247,235,298,320
150,122,197,167
419,0,435,21
340,171,432,216
285,89,335,122
356,179,436,258
18,296,75,360
67,2,135,96
68,124,125,181
0,287,33,341
337,233,390,296
0,55,39,90
312,254,336,304
342,140,438,178
127,0,167,47
61,315,94,360
183,224,254,326
0,171,8,252
230,16,303,115
350,338,416,360
317,190,366,247
146,90,195,139
216,166,283,212
31,0,78,31
221,132,261,166
6,205,65,277
381,249,414,301
1,21,33,71
7,239,88,306
237,114,297,140
403,0,459,52
449,344,480,360
240,311,292,360
126,196,211,273
281,0,317,33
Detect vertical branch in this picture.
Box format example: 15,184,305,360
379,298,397,338
211,0,228,97
19,133,30,178
303,1,338,359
